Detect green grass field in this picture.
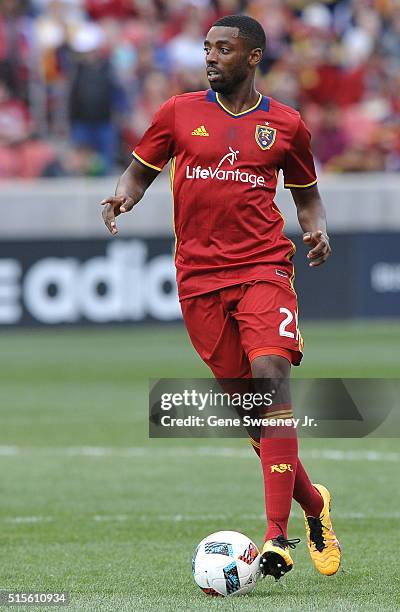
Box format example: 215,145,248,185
0,321,399,611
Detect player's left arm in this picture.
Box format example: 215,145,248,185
291,184,331,267
283,116,331,268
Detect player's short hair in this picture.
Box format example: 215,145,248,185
212,14,266,53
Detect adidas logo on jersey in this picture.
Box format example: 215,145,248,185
192,125,209,136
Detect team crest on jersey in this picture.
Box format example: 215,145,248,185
255,125,276,150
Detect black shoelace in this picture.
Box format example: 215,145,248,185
274,535,301,550
307,516,325,552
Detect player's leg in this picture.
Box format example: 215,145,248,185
250,353,300,579
244,364,320,516
181,288,268,453
248,369,340,577
293,460,323,516
235,280,340,577
181,290,260,456
234,281,303,543
249,432,324,520
180,290,251,379
252,355,296,543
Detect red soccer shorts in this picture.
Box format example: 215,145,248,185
180,280,304,378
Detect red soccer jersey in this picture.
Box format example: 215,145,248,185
133,90,317,300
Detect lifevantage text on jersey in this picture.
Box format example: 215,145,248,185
185,147,265,189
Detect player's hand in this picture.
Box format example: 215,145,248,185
100,195,135,235
303,231,331,267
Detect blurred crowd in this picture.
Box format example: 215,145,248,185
0,0,399,178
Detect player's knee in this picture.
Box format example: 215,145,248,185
250,354,290,379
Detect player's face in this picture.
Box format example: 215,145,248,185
204,26,258,94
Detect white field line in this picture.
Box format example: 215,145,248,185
90,511,400,521
4,516,54,524
3,511,400,525
0,445,399,462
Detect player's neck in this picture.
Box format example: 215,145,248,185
216,81,260,115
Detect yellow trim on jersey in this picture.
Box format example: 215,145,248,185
132,151,162,172
169,157,175,190
271,201,303,350
260,410,294,419
284,179,318,189
272,202,297,294
272,204,297,271
297,307,304,353
272,203,298,298
287,244,296,293
216,92,262,117
249,436,260,449
169,157,178,255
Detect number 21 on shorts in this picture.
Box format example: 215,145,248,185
279,307,299,340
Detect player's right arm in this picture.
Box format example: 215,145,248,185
100,96,176,235
101,162,159,235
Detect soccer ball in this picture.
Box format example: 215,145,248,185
192,530,261,596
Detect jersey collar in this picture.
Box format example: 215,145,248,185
206,89,270,117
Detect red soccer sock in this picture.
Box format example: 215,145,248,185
293,459,323,517
260,431,298,541
250,438,323,518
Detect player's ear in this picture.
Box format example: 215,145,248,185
248,47,263,68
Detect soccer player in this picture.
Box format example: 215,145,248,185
101,14,341,580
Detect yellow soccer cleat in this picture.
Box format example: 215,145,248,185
260,535,300,580
304,484,341,576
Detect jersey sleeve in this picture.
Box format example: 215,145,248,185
132,96,176,172
282,118,317,189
